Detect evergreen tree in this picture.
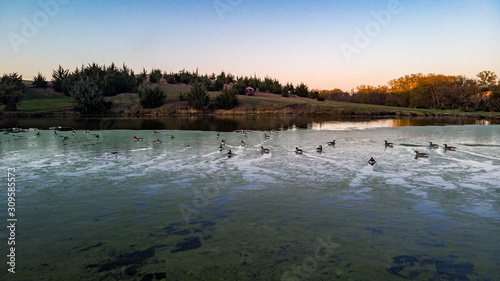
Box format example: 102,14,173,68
185,80,209,110
33,72,48,88
149,69,162,83
0,73,25,111
215,86,239,109
136,68,148,86
70,78,110,113
296,83,309,97
138,84,167,108
52,65,69,92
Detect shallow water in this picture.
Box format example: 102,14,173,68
1,124,499,280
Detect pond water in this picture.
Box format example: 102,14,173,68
1,119,499,280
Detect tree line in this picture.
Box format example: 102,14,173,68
319,71,500,112
1,63,317,113
1,63,498,113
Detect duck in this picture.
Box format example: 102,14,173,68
414,151,428,157
429,142,438,148
154,131,159,134
265,134,270,140
221,139,225,145
133,136,143,141
384,140,394,147
218,145,223,152
316,145,323,153
260,146,270,153
368,157,376,165
155,139,161,144
444,144,456,151
327,140,336,146
241,140,245,146
295,147,303,154
227,150,233,158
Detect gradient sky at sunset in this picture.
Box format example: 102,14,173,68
1,0,499,91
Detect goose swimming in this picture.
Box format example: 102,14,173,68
368,157,376,165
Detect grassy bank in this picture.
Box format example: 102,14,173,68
2,82,500,120
0,84,75,113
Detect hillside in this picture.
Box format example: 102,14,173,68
2,82,500,120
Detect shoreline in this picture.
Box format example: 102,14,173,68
1,111,498,131
1,106,499,120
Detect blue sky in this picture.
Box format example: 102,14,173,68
1,0,499,91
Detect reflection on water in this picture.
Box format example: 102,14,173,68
0,115,496,131
310,118,492,130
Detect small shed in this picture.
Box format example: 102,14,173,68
245,87,255,96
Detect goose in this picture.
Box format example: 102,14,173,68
368,157,376,165
414,151,428,157
153,131,159,134
94,135,100,140
429,142,438,148
227,150,233,158
218,145,223,152
444,144,456,151
221,139,226,145
316,145,323,153
295,147,303,154
327,140,336,146
155,139,161,144
133,136,143,141
85,130,90,135
53,131,58,136
265,134,270,140
384,140,394,147
72,130,76,135
260,146,270,153
241,140,245,146
216,133,220,139
35,132,40,137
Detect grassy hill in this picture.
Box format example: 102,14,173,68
2,81,500,120
0,82,75,113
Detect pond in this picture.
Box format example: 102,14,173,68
1,117,499,280
0,115,496,131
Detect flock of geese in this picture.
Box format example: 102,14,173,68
380,140,456,165
38,129,457,165
212,131,458,164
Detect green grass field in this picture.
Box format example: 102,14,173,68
1,85,75,112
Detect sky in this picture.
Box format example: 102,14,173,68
1,0,499,91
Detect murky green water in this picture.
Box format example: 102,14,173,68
1,121,499,280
